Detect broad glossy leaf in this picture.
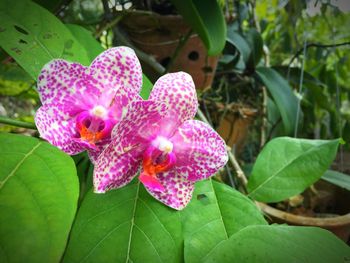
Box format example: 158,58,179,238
247,137,340,202
0,133,79,263
255,67,299,135
0,0,90,80
204,225,350,262
245,28,263,68
63,180,182,263
182,180,267,263
322,170,350,191
66,24,104,63
226,29,251,63
171,0,226,55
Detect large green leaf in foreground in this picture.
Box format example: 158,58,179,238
247,137,340,202
63,180,182,263
0,133,79,263
204,225,350,263
0,0,90,80
182,180,267,263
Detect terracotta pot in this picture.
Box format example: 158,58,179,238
215,104,258,154
121,12,219,90
258,180,350,243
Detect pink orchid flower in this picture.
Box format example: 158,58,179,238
94,72,228,210
35,47,142,160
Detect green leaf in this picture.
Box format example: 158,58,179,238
171,0,226,55
247,137,340,202
0,63,34,96
66,24,104,63
182,180,267,263
63,180,183,263
33,0,63,11
0,133,79,263
322,170,350,191
0,0,90,80
274,66,331,111
203,225,350,262
72,152,94,204
245,28,264,68
140,74,153,99
226,29,251,63
255,67,299,135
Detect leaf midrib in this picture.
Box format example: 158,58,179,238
0,142,42,189
125,182,140,263
199,180,229,263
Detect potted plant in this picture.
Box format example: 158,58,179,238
114,0,228,89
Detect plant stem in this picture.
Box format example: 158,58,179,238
0,116,37,130
113,29,165,75
227,149,248,191
164,29,193,74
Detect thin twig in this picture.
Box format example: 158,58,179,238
227,149,248,190
0,116,37,130
294,39,307,138
113,29,165,74
94,14,125,38
288,41,350,66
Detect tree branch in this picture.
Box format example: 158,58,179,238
288,41,350,66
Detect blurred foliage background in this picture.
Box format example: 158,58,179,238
1,0,349,167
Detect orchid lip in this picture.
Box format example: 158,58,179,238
75,111,114,145
139,143,177,192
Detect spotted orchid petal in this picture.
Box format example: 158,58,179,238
38,60,100,113
89,46,142,94
171,120,228,181
35,47,142,155
110,100,170,154
38,47,142,106
93,140,143,193
35,104,84,155
148,72,198,124
142,169,195,210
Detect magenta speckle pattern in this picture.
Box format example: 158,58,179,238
171,120,228,181
93,72,228,210
110,100,169,153
146,168,195,210
149,72,198,123
35,46,142,155
35,104,84,154
93,100,168,190
94,141,142,193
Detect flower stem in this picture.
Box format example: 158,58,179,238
0,116,37,130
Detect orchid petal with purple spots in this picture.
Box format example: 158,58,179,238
94,140,143,193
149,72,198,123
93,72,228,210
171,120,228,181
35,47,142,157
